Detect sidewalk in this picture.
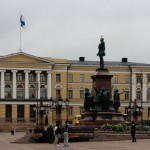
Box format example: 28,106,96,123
0,132,150,150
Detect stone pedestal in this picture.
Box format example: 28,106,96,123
80,68,125,126
80,112,124,126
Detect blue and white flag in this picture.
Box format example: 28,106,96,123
20,15,25,28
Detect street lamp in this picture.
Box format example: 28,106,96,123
49,96,69,125
33,98,49,130
126,99,143,124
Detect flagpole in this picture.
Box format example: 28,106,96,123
19,12,22,52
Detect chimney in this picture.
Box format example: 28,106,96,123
79,57,85,61
122,58,128,63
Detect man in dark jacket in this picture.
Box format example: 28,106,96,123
131,121,136,142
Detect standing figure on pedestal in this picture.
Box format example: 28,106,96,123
97,36,105,69
113,89,125,112
84,88,93,112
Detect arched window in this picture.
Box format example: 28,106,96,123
29,74,34,82
147,88,150,101
136,88,141,100
5,84,11,98
29,85,35,98
17,85,24,99
124,87,130,100
56,85,61,98
68,87,73,99
40,85,46,98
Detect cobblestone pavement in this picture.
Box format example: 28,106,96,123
0,132,150,150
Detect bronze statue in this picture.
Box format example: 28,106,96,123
97,36,105,69
113,89,125,112
84,88,93,112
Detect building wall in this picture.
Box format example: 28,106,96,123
0,52,150,131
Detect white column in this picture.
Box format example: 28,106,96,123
24,70,30,99
47,70,52,99
142,73,147,102
12,70,17,99
0,70,6,98
36,71,41,99
132,73,136,102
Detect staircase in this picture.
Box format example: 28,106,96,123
12,131,36,143
0,123,35,132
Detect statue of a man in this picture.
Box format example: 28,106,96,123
97,36,105,69
113,89,125,112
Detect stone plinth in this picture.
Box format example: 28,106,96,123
80,112,124,126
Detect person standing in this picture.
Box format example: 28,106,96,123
131,121,136,142
54,124,61,146
11,125,15,135
64,121,69,147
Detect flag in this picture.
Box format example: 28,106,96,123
20,15,25,28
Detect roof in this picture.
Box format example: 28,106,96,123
67,60,150,67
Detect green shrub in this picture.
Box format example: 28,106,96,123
101,124,129,132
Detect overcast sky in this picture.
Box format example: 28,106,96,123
0,0,150,63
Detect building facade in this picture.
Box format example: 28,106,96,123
0,52,150,131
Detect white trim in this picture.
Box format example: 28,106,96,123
68,70,95,73
0,52,53,63
0,67,52,71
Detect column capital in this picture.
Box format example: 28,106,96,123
24,70,30,73
11,70,18,73
35,71,41,74
47,70,52,74
0,70,6,73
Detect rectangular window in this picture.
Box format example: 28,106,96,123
148,76,150,83
40,74,45,82
68,74,73,83
125,91,129,100
56,89,61,98
30,105,36,122
17,73,23,82
148,107,150,117
125,75,129,84
147,89,150,100
136,90,142,100
137,76,142,84
80,90,84,99
67,107,73,116
80,107,84,114
29,74,34,82
68,90,73,99
5,73,11,81
56,74,61,82
5,105,12,122
80,74,84,83
114,76,118,84
17,105,24,122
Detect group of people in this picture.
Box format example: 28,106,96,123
53,121,69,147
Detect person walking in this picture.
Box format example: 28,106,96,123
64,121,69,147
131,121,136,142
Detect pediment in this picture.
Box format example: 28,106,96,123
0,52,52,63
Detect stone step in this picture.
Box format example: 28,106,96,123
91,131,150,141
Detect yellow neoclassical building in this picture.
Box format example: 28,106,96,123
0,52,150,131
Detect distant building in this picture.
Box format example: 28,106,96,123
0,52,150,130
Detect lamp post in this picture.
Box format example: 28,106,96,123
126,99,143,124
33,97,49,130
49,96,69,125
65,98,69,121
